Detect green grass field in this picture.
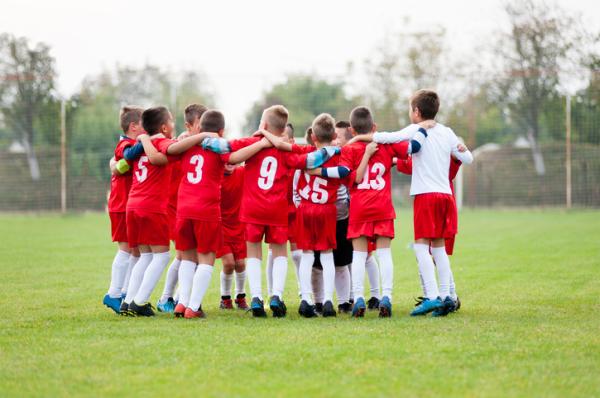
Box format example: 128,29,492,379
1,210,599,397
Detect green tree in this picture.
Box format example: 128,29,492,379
243,74,354,136
0,33,57,180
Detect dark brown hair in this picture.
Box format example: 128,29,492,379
410,89,440,119
119,106,143,133
142,106,170,135
200,109,225,132
349,106,373,134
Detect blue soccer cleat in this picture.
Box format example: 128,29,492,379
352,297,366,318
410,297,443,316
269,295,287,318
432,296,456,317
157,297,176,313
251,297,267,318
103,294,122,314
378,296,392,318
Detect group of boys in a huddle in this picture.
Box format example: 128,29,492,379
102,89,473,319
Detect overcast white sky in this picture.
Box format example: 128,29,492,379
2,0,599,133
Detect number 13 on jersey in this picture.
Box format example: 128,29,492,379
357,162,386,190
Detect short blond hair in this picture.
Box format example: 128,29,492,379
262,105,289,133
312,113,336,143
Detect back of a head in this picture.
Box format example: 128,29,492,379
349,106,373,135
142,106,170,135
335,120,353,142
120,106,143,133
285,123,294,139
262,105,289,134
200,109,225,132
312,113,336,143
410,89,440,119
305,127,314,146
184,104,208,125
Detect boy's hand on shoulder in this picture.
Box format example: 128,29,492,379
365,142,378,156
252,130,265,137
178,132,190,141
137,133,149,141
150,133,165,140
306,168,321,176
418,120,436,129
260,137,273,148
457,143,468,153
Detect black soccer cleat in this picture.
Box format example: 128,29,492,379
128,301,155,317
367,296,380,310
119,301,132,316
338,302,352,314
250,297,267,318
322,301,337,317
298,300,318,318
314,302,323,315
269,295,287,318
452,296,461,312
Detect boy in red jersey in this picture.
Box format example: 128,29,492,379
311,106,426,318
172,110,271,319
103,106,144,313
217,164,248,310
206,105,337,318
295,114,349,318
157,104,208,313
123,106,219,316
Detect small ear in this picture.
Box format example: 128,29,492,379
371,123,377,133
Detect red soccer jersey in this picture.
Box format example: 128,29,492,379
168,159,183,213
340,141,409,223
296,154,346,207
108,136,136,212
287,144,315,214
177,146,231,221
230,137,308,226
221,166,245,239
126,138,176,214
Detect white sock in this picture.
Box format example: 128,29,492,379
348,263,354,301
414,243,439,299
188,264,214,311
376,248,393,299
121,255,139,295
321,252,335,303
235,270,246,296
335,265,351,303
272,256,288,298
431,247,452,299
133,251,170,304
299,251,314,303
266,250,273,297
221,271,234,297
247,257,262,300
291,249,302,295
312,267,324,304
449,268,457,300
366,254,381,299
177,260,197,307
124,253,152,304
108,250,130,298
351,251,368,301
160,258,180,302
173,287,180,303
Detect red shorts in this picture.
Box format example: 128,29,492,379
175,218,223,254
109,212,128,243
414,193,457,240
347,219,395,240
287,211,297,243
168,206,177,242
126,209,169,247
217,239,247,260
245,223,287,245
296,204,337,251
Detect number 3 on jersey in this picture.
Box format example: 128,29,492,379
187,154,204,184
357,162,386,190
258,156,277,190
135,156,148,182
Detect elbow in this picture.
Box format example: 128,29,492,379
410,139,421,154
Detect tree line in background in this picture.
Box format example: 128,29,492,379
0,0,598,182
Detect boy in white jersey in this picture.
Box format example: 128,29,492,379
367,90,473,316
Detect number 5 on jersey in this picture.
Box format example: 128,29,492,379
135,156,148,182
